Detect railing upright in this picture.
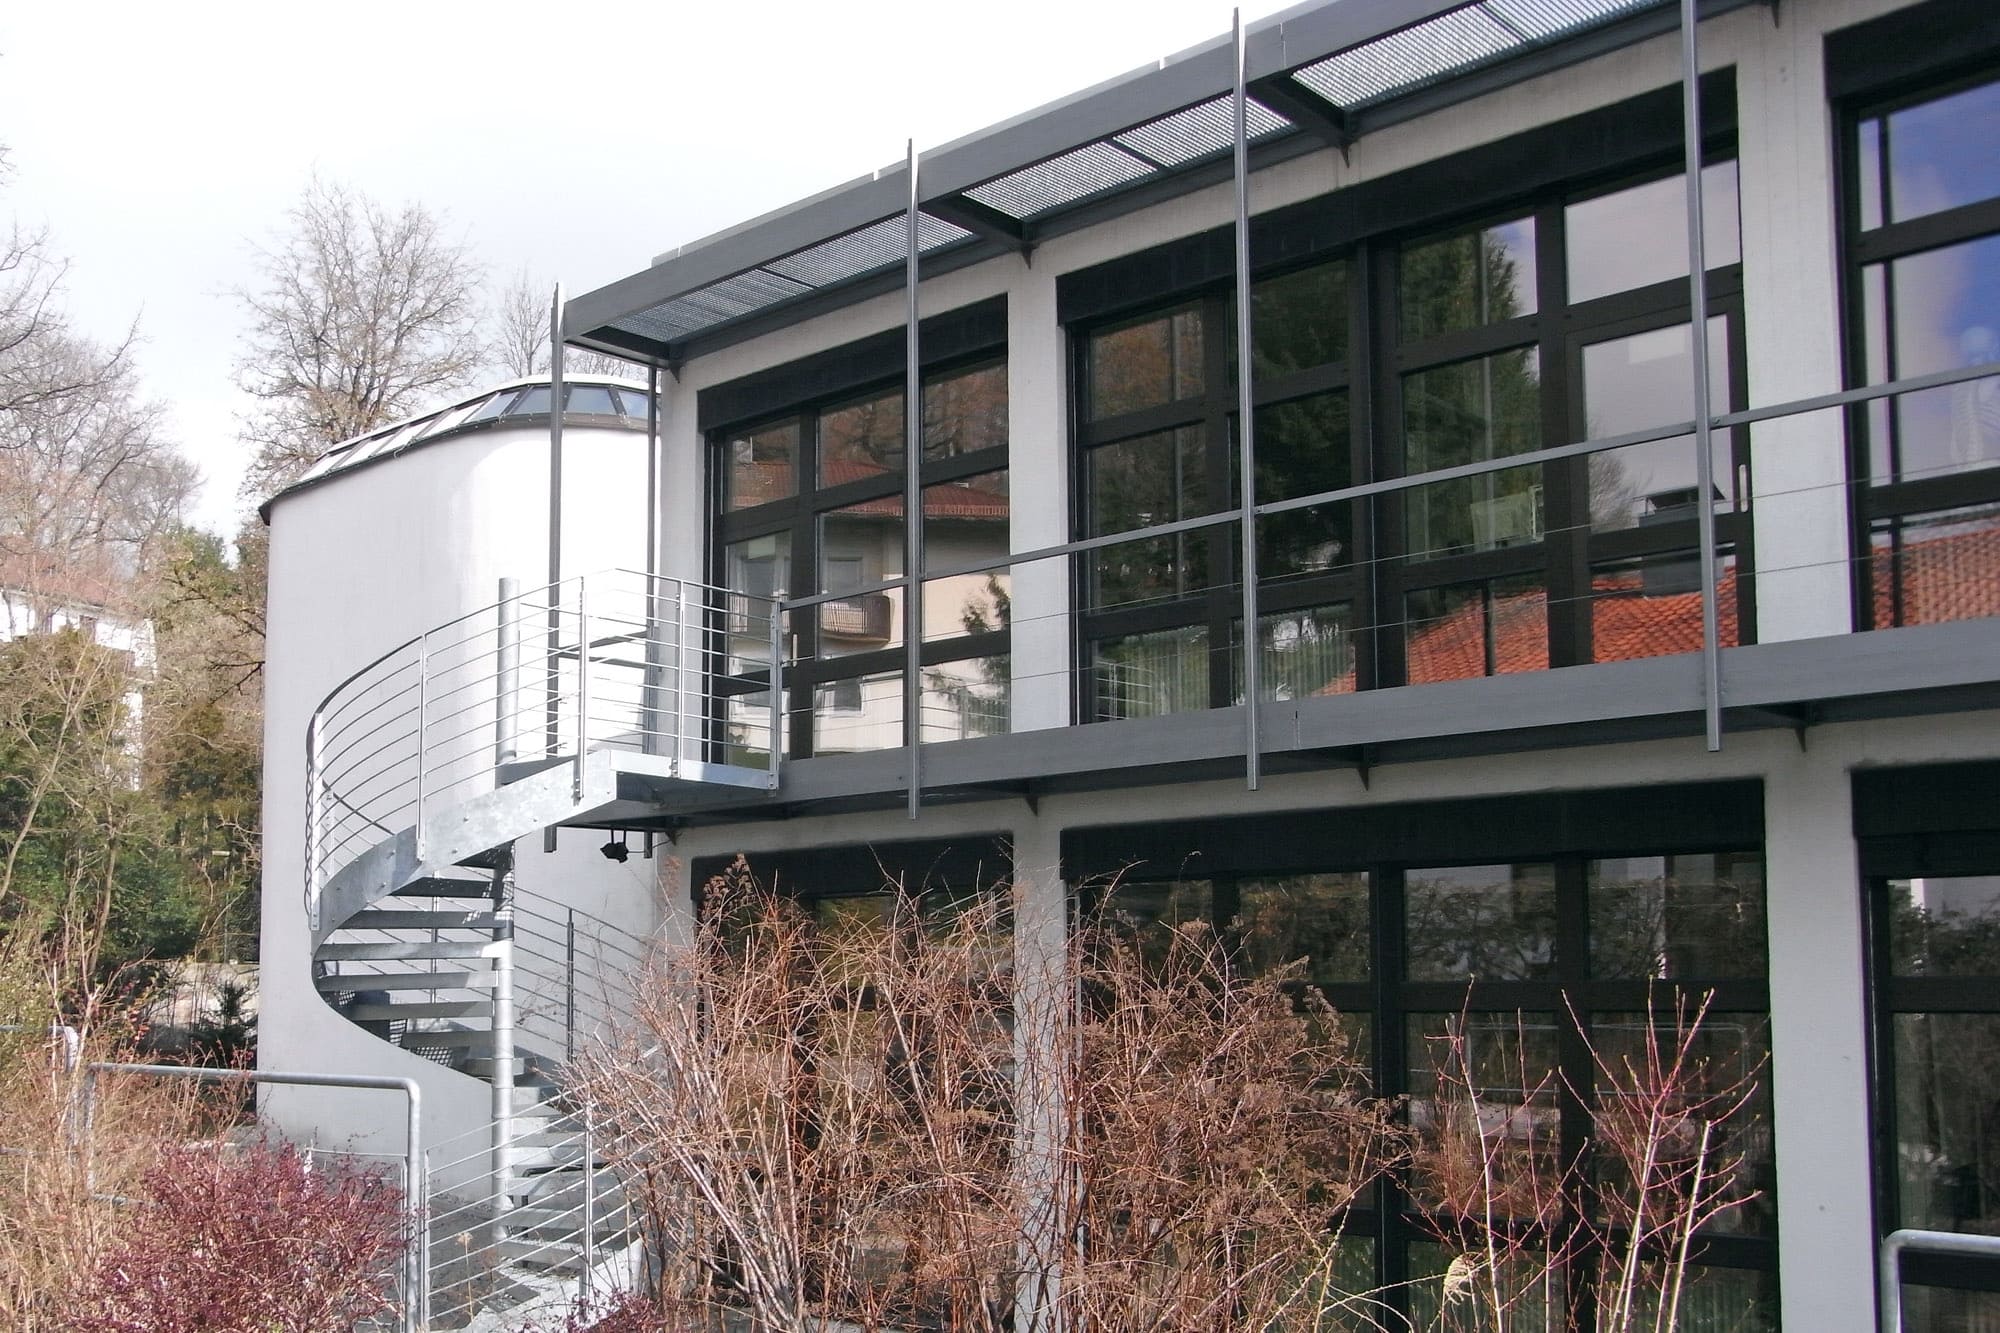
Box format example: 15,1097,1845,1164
768,595,785,777
413,633,431,864
580,1096,597,1301
496,577,520,769
305,712,323,932
575,579,592,800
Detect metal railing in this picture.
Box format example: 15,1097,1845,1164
1879,1227,2000,1333
305,569,781,928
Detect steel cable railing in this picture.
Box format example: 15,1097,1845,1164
305,569,782,931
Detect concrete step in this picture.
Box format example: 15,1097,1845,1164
343,910,502,931
493,1235,586,1268
320,940,505,962
349,999,489,1022
315,970,496,993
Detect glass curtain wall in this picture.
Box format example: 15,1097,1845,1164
1092,841,1776,1327
1073,159,1749,721
717,359,1011,757
1846,69,2000,628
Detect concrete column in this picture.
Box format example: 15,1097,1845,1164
1011,813,1067,1331
1736,16,1853,642
1008,271,1072,733
1763,752,1875,1327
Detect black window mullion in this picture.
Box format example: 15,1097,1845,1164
1373,865,1412,1322
1369,243,1411,688
1349,239,1383,694
1542,201,1593,671
1204,293,1238,710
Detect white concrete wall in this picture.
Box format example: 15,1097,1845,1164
258,416,663,1158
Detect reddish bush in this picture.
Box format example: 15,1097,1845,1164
66,1139,405,1333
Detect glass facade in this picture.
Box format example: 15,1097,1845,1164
1073,160,1749,717
1087,817,1775,1327
714,358,1012,757
1849,69,2000,630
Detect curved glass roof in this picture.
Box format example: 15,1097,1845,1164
265,376,651,514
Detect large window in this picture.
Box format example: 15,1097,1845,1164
1859,761,2000,1320
714,354,1011,758
1073,790,1776,1327
1072,154,1748,721
1845,67,2000,629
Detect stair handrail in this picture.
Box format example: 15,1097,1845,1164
305,569,784,931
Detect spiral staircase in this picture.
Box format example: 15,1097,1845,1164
302,570,782,1328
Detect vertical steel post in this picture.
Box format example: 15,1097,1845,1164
1680,0,1724,752
304,712,323,933
580,1096,597,1299
490,858,517,1242
903,139,925,820
643,368,665,758
565,907,577,1067
413,633,431,862
496,578,520,769
548,285,566,765
768,596,785,781
575,578,592,800
1232,8,1264,789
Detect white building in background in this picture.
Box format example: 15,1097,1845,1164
260,0,2000,1326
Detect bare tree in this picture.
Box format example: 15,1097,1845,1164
488,266,648,381
0,150,133,424
233,177,486,499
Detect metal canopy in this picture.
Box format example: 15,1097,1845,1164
567,0,1752,367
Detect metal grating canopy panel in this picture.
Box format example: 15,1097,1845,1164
964,139,1161,218
1295,0,1657,110
1112,94,1292,169
572,0,1697,361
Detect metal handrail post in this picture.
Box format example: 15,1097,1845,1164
496,578,520,769
490,858,518,1244
413,634,431,863
580,1096,596,1301
305,712,324,932
78,1064,425,1333
1880,1228,2000,1333
565,907,577,1067
768,596,785,780
575,578,592,801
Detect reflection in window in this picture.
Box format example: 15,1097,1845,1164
1404,863,1557,981
566,384,618,415
1239,873,1369,983
1887,876,2000,977
820,388,905,476
1403,350,1543,558
1587,552,1743,663
1406,1012,1563,1208
1588,853,1767,979
1565,161,1741,304
921,470,1010,639
1089,307,1204,419
1591,1009,1775,1236
1239,604,1356,701
727,421,799,510
1256,393,1351,577
1091,626,1209,721
1251,261,1350,377
1858,78,2000,229
1580,317,1734,530
814,670,902,754
1405,574,1548,684
923,362,1008,460
818,496,903,656
1100,879,1214,974
1870,504,2000,629
1400,218,1538,341
1861,235,2000,481
920,654,1008,742
1893,1012,2000,1235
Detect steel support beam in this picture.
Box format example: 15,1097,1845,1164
1246,73,1353,157
904,140,925,821
1680,0,1724,753
921,192,1032,255
1233,10,1263,792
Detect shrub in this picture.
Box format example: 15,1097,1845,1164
65,1139,404,1333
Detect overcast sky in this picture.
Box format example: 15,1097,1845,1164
0,0,1295,535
